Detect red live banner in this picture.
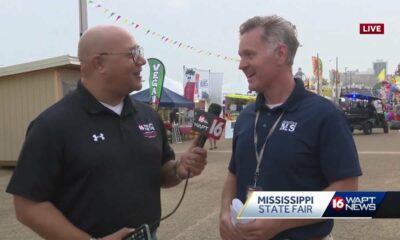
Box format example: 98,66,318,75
359,23,384,34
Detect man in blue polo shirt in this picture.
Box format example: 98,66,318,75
219,15,361,240
7,25,207,240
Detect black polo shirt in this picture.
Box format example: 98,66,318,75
7,82,174,237
229,78,362,240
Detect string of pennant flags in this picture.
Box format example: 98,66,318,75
88,0,239,62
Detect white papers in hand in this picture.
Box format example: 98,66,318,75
230,198,255,225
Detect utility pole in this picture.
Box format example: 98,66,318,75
350,71,352,87
317,53,320,95
335,56,339,103
79,0,88,37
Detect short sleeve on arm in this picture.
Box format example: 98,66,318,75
6,119,63,201
319,109,362,183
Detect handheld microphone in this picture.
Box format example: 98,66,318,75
196,103,223,147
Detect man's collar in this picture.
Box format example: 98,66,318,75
77,81,136,116
255,78,307,112
121,94,137,116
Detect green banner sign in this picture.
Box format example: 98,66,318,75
147,58,166,109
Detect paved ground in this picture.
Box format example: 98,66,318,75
1,130,400,239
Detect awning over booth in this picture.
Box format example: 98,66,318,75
130,87,194,108
341,92,380,101
225,93,256,101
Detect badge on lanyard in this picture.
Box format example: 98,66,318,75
249,110,284,200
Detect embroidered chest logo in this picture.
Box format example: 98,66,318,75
279,120,298,132
92,133,105,142
138,123,157,138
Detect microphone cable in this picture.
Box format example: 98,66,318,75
146,103,221,230
148,171,190,230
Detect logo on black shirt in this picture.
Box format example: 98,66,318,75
92,133,106,142
138,123,157,138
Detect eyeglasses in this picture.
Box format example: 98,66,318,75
99,46,144,63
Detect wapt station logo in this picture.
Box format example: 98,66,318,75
324,192,385,218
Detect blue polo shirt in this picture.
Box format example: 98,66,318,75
229,78,362,239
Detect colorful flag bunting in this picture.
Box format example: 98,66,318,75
88,0,238,62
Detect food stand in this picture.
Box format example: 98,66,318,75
223,93,256,138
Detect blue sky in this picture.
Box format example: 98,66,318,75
1,0,399,93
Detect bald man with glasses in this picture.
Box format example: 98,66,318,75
7,25,208,240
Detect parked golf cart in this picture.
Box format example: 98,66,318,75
341,93,389,134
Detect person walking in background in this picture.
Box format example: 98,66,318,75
169,108,179,124
208,137,217,150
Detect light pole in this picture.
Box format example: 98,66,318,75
334,56,339,104
349,71,352,87
79,0,88,37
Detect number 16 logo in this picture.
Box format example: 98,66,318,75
331,196,345,211
208,117,226,140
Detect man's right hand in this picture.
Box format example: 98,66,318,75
102,227,135,240
219,212,242,240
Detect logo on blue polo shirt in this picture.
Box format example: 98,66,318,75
279,120,298,132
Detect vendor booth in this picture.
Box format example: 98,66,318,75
131,87,194,108
223,93,256,138
131,87,194,121
131,88,195,142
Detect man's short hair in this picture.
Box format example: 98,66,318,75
240,15,299,66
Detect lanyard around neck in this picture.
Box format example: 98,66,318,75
253,110,284,187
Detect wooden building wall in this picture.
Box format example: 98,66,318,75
0,69,56,165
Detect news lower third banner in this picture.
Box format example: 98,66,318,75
238,192,400,219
